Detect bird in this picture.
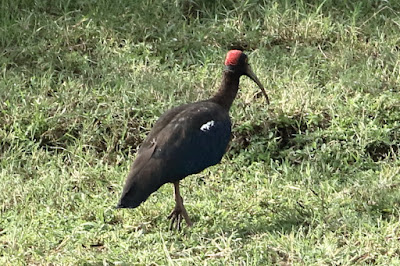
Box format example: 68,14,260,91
116,50,269,230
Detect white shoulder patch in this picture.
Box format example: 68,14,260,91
200,120,215,132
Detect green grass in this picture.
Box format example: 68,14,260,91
1,0,400,264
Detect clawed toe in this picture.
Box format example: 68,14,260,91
167,207,193,231
167,209,183,230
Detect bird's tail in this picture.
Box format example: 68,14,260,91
116,161,165,209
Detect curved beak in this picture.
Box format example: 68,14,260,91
244,64,270,104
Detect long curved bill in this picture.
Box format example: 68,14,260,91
245,64,270,104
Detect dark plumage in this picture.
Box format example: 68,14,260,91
116,50,269,230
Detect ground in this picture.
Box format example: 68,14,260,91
1,0,400,264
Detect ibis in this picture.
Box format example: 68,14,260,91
116,50,269,230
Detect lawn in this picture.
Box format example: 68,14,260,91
1,0,400,264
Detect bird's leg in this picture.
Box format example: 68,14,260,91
167,181,193,230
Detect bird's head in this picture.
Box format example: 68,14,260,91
224,50,269,104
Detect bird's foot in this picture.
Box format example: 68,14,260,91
167,207,193,231
167,200,193,230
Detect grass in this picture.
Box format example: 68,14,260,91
1,0,400,264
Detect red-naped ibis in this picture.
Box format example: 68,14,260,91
116,50,269,230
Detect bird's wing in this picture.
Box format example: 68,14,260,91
149,103,232,182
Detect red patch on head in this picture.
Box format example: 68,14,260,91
224,50,243,66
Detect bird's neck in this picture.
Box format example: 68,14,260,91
209,69,240,111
